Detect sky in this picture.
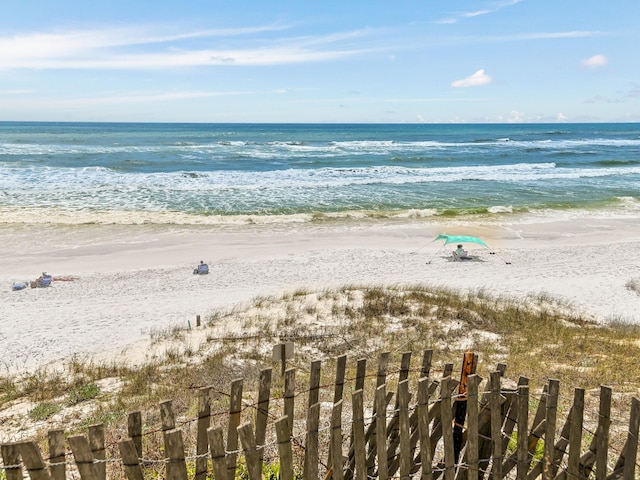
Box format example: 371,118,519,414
1,0,639,123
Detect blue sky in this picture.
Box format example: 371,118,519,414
1,0,639,123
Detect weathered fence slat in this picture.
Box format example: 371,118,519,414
544,379,561,480
466,374,482,480
398,379,412,480
355,358,367,392
516,384,530,480
376,384,389,480
304,402,321,480
417,377,433,480
1,443,22,480
441,377,456,480
334,354,348,403
566,388,585,480
68,435,98,480
195,386,212,480
88,424,106,480
163,429,188,480
160,400,176,431
595,385,612,480
284,368,296,436
206,427,227,480
237,423,261,480
352,389,367,480
275,416,294,480
118,439,144,480
255,367,272,466
331,399,345,480
48,429,66,480
490,371,504,480
127,411,143,459
19,441,52,480
309,360,322,407
622,397,640,480
226,378,243,479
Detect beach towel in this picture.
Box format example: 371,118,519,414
12,282,28,291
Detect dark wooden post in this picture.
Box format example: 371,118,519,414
417,377,433,480
331,400,345,480
466,374,481,480
375,384,388,480
284,367,296,436
398,379,411,480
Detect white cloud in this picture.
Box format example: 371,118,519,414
0,25,376,70
556,113,568,122
451,69,492,88
508,111,524,123
581,54,608,68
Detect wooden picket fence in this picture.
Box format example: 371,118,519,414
1,349,639,479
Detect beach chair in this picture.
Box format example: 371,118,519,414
194,262,209,274
452,251,472,261
37,273,52,287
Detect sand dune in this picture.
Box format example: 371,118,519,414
2,214,640,374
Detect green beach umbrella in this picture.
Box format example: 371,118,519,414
433,234,490,249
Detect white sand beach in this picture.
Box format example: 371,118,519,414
1,213,640,374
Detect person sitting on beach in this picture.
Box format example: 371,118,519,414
454,244,472,260
193,260,209,275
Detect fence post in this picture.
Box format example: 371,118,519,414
1,443,23,480
417,377,433,480
376,384,389,480
18,441,53,480
454,351,477,463
352,389,367,480
595,385,612,480
118,439,144,480
398,379,411,480
441,377,456,480
256,367,272,468
284,368,296,436
543,379,560,480
466,374,481,480
48,429,66,480
331,399,345,480
88,424,106,480
227,378,243,479
160,400,176,430
334,354,348,403
623,397,640,480
309,360,322,407
304,403,321,480
490,371,503,480
275,416,294,480
127,411,143,459
68,435,99,480
237,423,261,480
567,388,585,480
207,427,227,480
355,358,367,392
164,429,188,480
516,384,529,480
196,386,212,480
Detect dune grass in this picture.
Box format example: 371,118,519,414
1,283,639,476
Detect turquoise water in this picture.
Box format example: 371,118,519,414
1,122,639,224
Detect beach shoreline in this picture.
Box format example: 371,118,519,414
2,212,640,375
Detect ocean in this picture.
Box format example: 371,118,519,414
1,122,640,226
